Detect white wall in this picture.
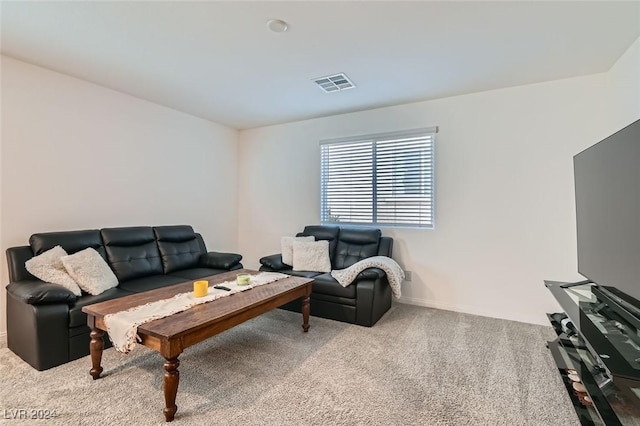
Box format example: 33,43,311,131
238,73,618,325
0,59,3,346
608,37,640,131
0,56,239,339
2,36,638,341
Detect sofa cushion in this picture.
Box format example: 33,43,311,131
30,229,106,259
102,227,163,282
333,228,381,269
25,246,82,296
154,225,204,273
117,274,186,293
299,225,340,262
311,273,357,299
61,248,119,296
68,287,134,328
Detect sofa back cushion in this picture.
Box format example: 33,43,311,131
298,225,340,262
30,229,106,259
154,225,205,273
333,228,381,269
101,227,163,282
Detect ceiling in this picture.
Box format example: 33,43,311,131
2,1,639,130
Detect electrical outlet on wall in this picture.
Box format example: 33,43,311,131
404,270,412,281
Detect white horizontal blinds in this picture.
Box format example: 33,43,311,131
375,134,434,227
321,128,435,228
321,140,374,224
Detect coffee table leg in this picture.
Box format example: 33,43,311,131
89,328,104,380
302,295,310,332
163,357,180,422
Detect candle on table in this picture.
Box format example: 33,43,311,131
193,280,208,297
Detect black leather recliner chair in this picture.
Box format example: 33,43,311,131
5,225,242,370
259,225,394,327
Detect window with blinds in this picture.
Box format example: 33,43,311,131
320,128,436,229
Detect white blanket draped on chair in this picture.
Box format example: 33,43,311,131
330,256,404,298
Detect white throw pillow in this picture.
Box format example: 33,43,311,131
292,240,331,273
61,248,118,296
281,236,314,266
25,245,83,296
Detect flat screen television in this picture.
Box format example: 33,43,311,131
574,118,640,326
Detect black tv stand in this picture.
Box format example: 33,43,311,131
591,285,640,330
544,280,640,425
560,279,592,289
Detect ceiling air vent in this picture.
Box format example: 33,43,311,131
313,73,355,93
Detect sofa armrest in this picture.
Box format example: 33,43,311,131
199,252,243,270
6,280,77,305
259,254,289,271
356,267,386,281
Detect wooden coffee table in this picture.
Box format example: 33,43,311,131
82,269,313,422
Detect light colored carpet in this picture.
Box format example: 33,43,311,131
0,304,579,426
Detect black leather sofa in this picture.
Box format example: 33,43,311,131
259,225,394,327
5,225,242,371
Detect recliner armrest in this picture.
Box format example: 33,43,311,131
356,267,386,281
6,281,77,305
200,252,243,270
259,254,289,271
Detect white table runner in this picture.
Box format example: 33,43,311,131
104,272,289,353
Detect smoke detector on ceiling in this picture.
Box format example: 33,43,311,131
267,19,288,33
313,73,355,93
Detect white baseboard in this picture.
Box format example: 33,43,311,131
396,296,548,326
0,331,7,349
397,295,495,316
396,295,484,316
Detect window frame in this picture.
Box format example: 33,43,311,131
320,127,437,229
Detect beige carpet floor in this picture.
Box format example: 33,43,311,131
0,303,579,426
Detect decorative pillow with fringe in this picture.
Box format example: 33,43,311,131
281,236,314,266
25,245,82,296
61,248,118,295
292,240,331,273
